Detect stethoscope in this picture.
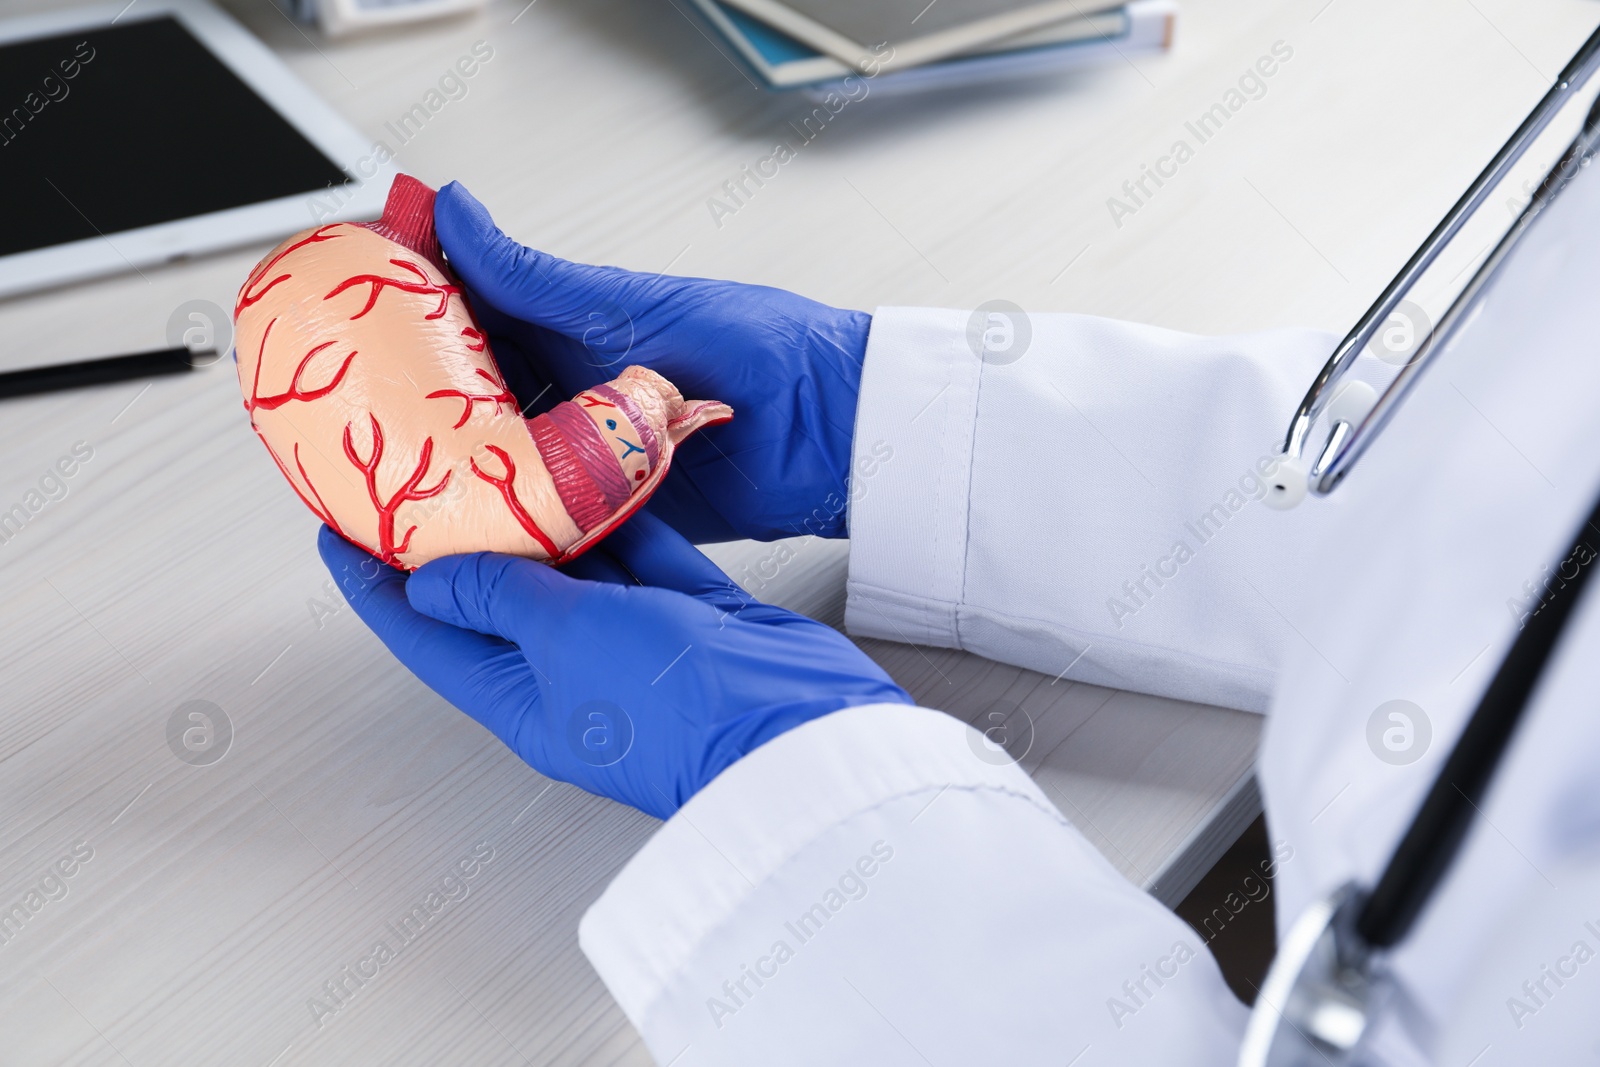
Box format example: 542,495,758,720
1237,25,1600,1067
1260,24,1600,512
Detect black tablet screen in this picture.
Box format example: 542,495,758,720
0,16,349,258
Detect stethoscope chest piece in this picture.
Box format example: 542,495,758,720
1239,884,1384,1067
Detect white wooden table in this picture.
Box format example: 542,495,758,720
0,0,1593,1063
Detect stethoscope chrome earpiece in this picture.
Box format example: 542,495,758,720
1267,30,1600,508
1263,381,1377,511
1261,454,1306,511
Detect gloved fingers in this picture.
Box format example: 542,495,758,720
558,548,641,587
319,525,408,622
602,512,756,610
318,528,544,749
642,486,742,545
406,550,599,650
436,181,646,341
469,302,564,416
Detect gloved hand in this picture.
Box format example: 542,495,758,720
319,515,911,819
434,181,869,543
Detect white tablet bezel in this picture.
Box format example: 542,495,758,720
0,0,395,301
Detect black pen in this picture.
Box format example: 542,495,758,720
0,347,215,401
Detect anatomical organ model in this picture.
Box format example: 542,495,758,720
233,175,732,569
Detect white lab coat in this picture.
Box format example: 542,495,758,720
576,164,1600,1064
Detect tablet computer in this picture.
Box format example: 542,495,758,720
0,0,392,300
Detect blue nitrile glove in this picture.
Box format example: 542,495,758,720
318,515,911,819
434,181,869,543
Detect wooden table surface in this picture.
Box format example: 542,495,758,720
0,0,1594,1063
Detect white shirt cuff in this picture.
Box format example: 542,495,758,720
577,702,1054,1029
843,307,977,647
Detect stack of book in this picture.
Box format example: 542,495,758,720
685,0,1176,93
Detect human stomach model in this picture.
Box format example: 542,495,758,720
233,175,732,570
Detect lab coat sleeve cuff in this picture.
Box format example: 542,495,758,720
576,701,1058,1029
843,307,977,647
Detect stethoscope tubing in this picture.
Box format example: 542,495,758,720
1282,24,1600,493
